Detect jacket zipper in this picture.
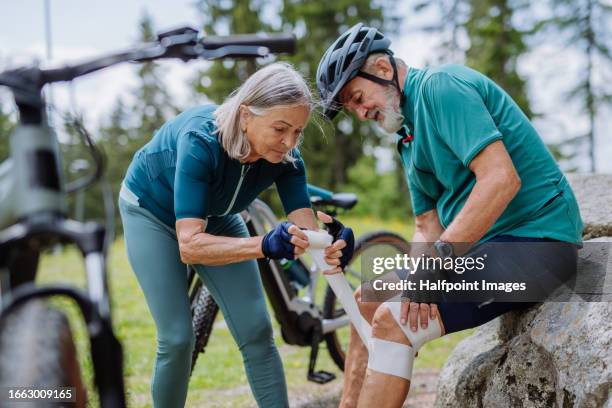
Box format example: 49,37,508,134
220,164,250,216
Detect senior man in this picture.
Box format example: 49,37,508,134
316,23,583,407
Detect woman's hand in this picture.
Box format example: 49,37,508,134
317,211,355,274
261,221,309,259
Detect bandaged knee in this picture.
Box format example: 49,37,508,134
303,230,442,380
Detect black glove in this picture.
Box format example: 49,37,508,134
322,217,355,270
262,221,295,260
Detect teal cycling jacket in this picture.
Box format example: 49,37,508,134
123,104,311,227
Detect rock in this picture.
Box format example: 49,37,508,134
567,174,612,239
529,302,612,407
436,174,612,407
434,318,502,406
481,333,557,408
435,237,612,408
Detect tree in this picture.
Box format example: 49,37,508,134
464,0,534,118
412,0,470,64
131,13,179,138
544,0,611,172
71,13,179,232
342,153,411,219
281,0,399,189
192,0,274,102
411,1,534,118
99,98,134,233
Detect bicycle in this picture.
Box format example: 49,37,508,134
188,184,411,383
0,26,296,407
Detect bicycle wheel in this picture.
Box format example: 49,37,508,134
0,300,87,407
190,279,219,373
323,231,411,371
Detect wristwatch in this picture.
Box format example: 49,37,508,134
434,240,455,259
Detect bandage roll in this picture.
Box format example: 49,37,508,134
303,229,333,249
303,229,333,273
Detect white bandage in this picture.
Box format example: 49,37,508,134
303,229,333,249
303,230,372,344
325,272,372,345
384,295,442,350
303,229,441,380
367,338,415,380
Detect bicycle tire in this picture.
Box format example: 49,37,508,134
0,300,87,407
190,280,219,373
323,230,411,371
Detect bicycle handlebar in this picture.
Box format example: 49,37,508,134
0,26,296,101
201,33,296,54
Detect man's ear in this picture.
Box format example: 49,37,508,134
374,56,393,80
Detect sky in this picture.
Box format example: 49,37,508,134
0,0,610,173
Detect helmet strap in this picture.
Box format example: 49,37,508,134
356,54,404,107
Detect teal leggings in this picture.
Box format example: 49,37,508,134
118,198,288,408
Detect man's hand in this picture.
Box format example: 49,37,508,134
399,298,439,332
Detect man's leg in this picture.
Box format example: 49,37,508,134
340,287,380,407
340,269,414,407
357,303,444,408
355,236,577,406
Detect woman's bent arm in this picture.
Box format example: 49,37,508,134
176,218,264,266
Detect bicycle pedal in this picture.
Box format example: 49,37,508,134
307,370,336,384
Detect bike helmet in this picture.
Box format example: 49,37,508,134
316,23,401,119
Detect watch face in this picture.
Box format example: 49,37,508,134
436,241,453,258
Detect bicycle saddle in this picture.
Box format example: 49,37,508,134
310,192,358,210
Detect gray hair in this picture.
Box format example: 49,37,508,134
214,62,314,163
361,52,406,75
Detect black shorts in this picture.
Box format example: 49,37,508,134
398,235,578,334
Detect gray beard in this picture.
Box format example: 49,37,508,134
379,106,404,133
377,86,404,133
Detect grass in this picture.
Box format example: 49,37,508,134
36,216,473,407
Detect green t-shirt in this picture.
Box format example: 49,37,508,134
123,104,311,227
397,64,583,244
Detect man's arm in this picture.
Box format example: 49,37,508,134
413,209,444,243
439,140,521,248
395,208,443,328
401,141,519,329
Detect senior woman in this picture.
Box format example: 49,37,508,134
118,62,353,407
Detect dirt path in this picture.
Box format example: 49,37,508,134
291,369,438,408
198,369,439,407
